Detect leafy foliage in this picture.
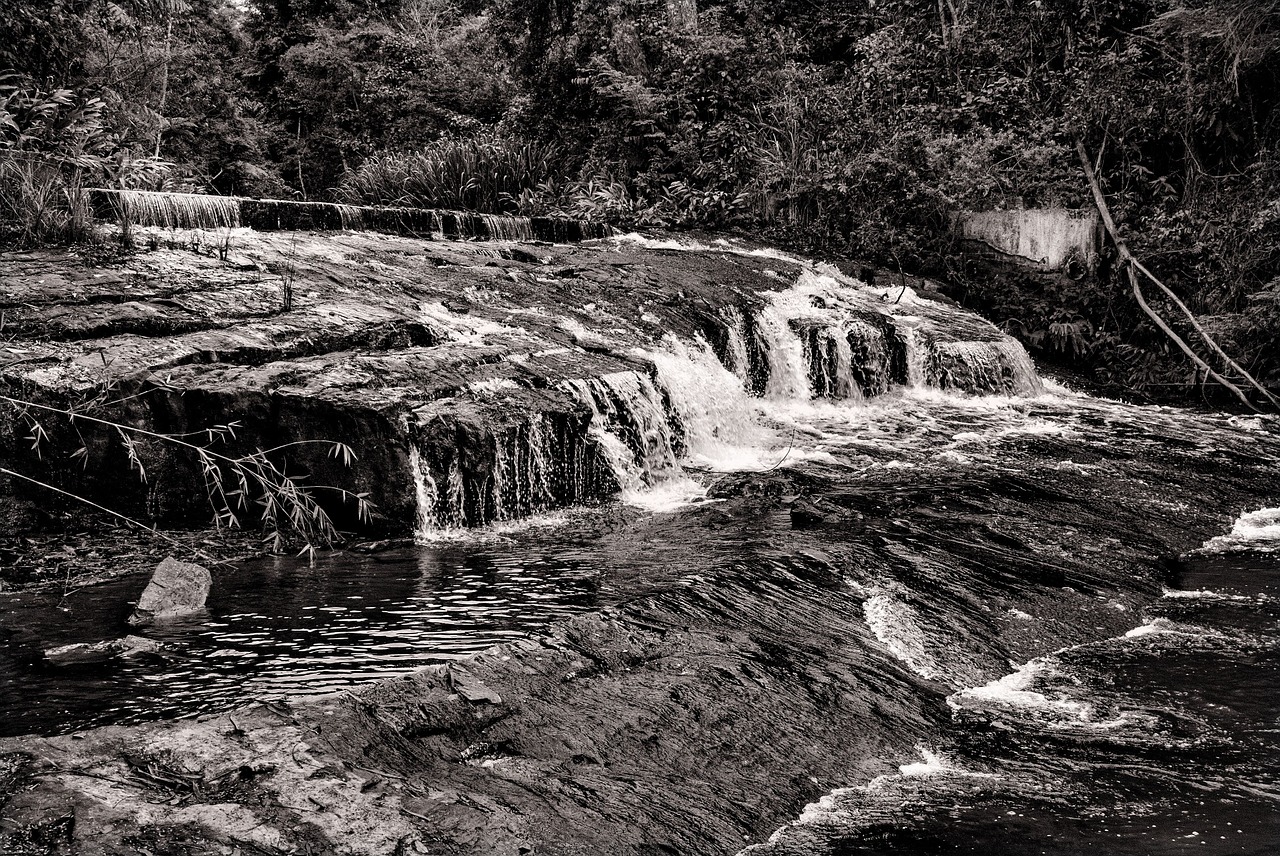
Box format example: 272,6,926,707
338,130,559,212
0,0,1277,396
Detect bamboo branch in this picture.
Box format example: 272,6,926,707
1129,257,1280,409
1074,140,1263,411
0,466,222,566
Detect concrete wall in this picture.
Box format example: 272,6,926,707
958,208,1100,270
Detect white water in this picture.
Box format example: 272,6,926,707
721,306,752,383
862,592,944,681
409,238,1050,539
1198,506,1280,553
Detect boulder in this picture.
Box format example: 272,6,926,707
44,635,162,667
127,557,211,625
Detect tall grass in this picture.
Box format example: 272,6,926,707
0,154,94,246
338,132,560,214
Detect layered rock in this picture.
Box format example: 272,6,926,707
0,230,1041,540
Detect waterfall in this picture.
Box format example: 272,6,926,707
410,407,613,540
935,340,1044,396
91,190,604,243
408,445,440,534
755,299,813,401
404,251,1046,535
335,203,365,231
561,372,682,484
482,215,535,242
898,323,934,389
107,189,241,230
845,319,892,397
721,306,752,383
647,337,768,467
742,268,1040,401
799,325,863,400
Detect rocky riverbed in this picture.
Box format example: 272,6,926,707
2,228,1276,855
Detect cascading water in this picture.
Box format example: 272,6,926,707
935,338,1043,395
755,299,814,401
409,406,614,539
403,249,1052,537
107,188,242,230
408,444,440,533
721,306,753,384
561,371,683,484
481,214,536,242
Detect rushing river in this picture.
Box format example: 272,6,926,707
1,237,1276,854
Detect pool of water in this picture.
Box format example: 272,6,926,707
0,539,605,735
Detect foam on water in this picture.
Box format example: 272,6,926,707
897,747,968,779
947,657,1110,727
744,747,999,853
1161,587,1255,602
862,593,944,681
621,477,716,513
607,232,810,267
419,300,521,343
1123,619,1178,638
468,377,520,395
411,509,578,544
1198,507,1280,553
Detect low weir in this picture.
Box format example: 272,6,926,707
90,188,612,242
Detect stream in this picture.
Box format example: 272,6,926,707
1,237,1277,854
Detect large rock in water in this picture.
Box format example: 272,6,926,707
127,557,211,625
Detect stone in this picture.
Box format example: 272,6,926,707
127,557,211,625
448,665,502,704
44,635,162,667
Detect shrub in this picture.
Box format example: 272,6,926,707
0,154,93,246
338,131,559,213
0,79,111,246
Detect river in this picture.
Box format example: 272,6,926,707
1,237,1276,854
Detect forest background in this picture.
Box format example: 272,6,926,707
2,0,1278,402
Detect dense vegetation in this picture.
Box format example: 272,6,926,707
2,0,1278,402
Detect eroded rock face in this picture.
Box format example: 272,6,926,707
128,557,211,624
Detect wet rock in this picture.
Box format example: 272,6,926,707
789,498,829,528
44,635,162,667
127,557,211,625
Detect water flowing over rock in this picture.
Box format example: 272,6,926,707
91,189,610,243
1,230,1043,540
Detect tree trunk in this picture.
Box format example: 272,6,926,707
666,0,697,32
1075,140,1275,411
154,18,174,160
